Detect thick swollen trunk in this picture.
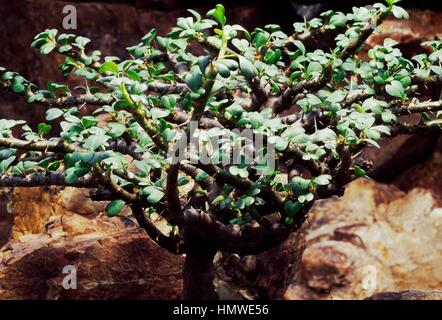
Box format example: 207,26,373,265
182,249,218,300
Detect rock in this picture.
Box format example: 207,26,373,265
0,228,183,299
368,10,442,57
366,290,442,300
395,137,442,204
0,186,184,299
284,179,442,300
0,188,12,247
9,186,131,239
361,129,440,183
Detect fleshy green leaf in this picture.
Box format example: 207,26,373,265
207,4,227,26
385,80,405,99
46,108,64,121
392,5,409,19
100,61,119,74
239,56,258,79
106,199,126,217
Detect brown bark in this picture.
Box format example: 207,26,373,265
182,249,218,300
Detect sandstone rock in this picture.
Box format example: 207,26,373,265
0,186,184,299
284,179,442,300
9,186,131,239
0,228,183,299
366,290,442,300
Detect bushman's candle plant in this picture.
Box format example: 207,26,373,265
0,0,441,299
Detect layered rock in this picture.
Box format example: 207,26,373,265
0,187,184,300
366,290,442,300
0,227,183,300
284,179,442,300
9,186,122,239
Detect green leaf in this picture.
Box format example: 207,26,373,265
185,71,203,92
355,114,375,130
100,61,119,74
430,66,442,76
105,199,126,217
0,149,16,160
198,55,211,73
381,111,397,123
195,171,209,181
40,43,56,55
47,160,61,171
243,196,255,207
58,45,72,53
285,217,294,225
64,171,78,185
313,174,332,186
353,165,367,178
385,80,405,99
78,151,111,165
38,123,51,136
306,61,323,77
232,39,249,52
291,176,310,192
207,4,227,26
31,38,47,49
383,38,399,48
264,49,281,64
329,14,347,27
150,107,170,119
392,5,409,19
239,56,258,79
81,116,99,129
161,95,177,110
252,32,269,48
83,135,110,151
268,136,288,151
107,122,126,138
46,108,64,121
0,156,16,173
284,200,301,217
211,195,225,205
365,138,381,148
146,188,164,204
293,40,306,55
229,165,249,178
12,83,25,94
298,192,314,203
214,61,231,78
326,90,345,103
75,36,91,48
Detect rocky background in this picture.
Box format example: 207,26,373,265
0,0,442,300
